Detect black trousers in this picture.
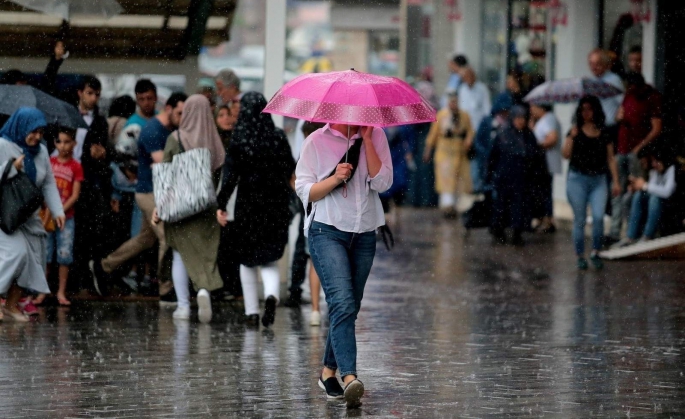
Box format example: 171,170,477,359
218,222,243,298
289,210,308,298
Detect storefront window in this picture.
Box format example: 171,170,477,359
481,0,508,93
510,0,549,90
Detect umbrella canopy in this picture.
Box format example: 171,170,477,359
524,77,624,105
263,69,436,127
0,85,88,129
9,0,123,21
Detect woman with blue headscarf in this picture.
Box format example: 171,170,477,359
0,107,65,322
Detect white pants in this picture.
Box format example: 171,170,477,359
439,193,457,209
172,251,190,309
241,263,280,316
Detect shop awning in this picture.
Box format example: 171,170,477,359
0,0,237,60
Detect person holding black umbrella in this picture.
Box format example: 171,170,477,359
0,108,65,321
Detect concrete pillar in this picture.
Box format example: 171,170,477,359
642,0,657,85
431,0,455,97
552,0,600,200
264,0,286,129
453,0,483,76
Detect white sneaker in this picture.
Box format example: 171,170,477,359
197,289,212,324
310,310,321,326
172,306,190,320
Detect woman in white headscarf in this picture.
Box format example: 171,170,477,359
154,94,226,323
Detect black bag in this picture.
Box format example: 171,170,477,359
462,193,492,230
0,158,44,234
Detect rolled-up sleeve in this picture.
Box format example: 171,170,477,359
295,137,318,211
368,127,393,193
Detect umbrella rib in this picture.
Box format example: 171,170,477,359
312,75,341,123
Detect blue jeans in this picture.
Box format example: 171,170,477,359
308,221,377,377
566,170,608,255
627,191,663,240
46,217,76,265
470,159,483,193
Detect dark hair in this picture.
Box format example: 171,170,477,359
0,69,27,85
651,147,674,167
302,121,325,137
452,54,468,67
535,103,554,113
109,95,136,118
575,95,606,129
629,45,642,55
165,92,188,109
625,71,646,88
57,126,76,140
79,75,101,92
134,79,157,95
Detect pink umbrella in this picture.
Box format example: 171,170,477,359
263,69,436,127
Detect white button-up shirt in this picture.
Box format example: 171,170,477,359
295,124,393,235
458,81,492,131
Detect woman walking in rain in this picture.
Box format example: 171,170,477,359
296,123,392,408
153,94,226,323
216,92,295,328
423,92,474,218
563,95,621,270
0,108,65,321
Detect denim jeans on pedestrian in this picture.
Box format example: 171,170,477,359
610,153,640,238
308,221,376,378
627,191,663,240
470,159,483,194
567,170,608,255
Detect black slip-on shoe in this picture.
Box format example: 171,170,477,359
318,376,344,399
262,296,277,327
244,314,260,328
343,379,364,409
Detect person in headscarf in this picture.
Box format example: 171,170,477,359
216,92,295,328
154,94,226,323
423,91,474,218
0,107,65,322
487,105,545,246
473,92,514,194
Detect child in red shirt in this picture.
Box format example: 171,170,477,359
38,127,83,306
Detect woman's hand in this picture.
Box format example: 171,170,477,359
13,155,25,171
333,163,353,184
569,126,579,138
151,208,160,225
55,215,66,231
631,176,646,191
612,181,622,197
217,210,228,227
360,126,374,142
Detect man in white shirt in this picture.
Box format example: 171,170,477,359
588,49,624,127
458,67,492,133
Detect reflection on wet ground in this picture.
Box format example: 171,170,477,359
1,208,684,417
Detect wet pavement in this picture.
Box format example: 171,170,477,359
2,208,685,418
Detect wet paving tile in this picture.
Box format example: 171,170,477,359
1,208,685,418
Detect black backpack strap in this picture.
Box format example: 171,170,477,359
328,138,363,190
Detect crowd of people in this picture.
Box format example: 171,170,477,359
0,59,393,407
413,47,681,269
1,38,683,409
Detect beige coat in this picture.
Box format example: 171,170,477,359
426,108,474,194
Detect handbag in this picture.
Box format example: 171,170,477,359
0,158,44,234
152,134,217,223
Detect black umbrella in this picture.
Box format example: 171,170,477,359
0,85,88,129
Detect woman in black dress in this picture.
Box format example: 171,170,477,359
216,92,295,328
